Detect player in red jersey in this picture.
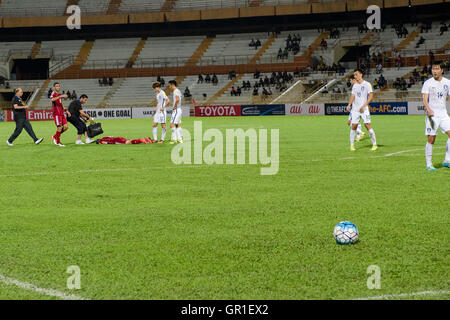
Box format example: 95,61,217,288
96,137,153,145
50,82,70,147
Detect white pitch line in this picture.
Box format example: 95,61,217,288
353,290,450,300
292,147,445,163
0,274,88,300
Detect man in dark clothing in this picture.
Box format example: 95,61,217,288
67,94,94,145
6,88,44,147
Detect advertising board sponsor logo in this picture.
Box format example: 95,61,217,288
195,105,241,117
241,105,285,116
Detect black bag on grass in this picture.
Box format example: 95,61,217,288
87,122,103,138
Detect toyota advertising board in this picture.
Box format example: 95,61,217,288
195,105,241,117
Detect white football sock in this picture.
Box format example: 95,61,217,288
350,130,357,146
171,127,177,141
369,129,377,146
161,128,166,141
425,142,433,167
445,138,450,162
177,127,183,141
153,127,158,141
357,124,363,134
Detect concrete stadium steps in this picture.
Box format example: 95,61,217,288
175,74,229,106
78,0,110,14
83,38,140,69
107,0,122,14
106,77,158,107
395,28,422,52
212,73,285,106
64,0,80,15
126,39,147,68
300,31,330,60
97,78,126,108
439,40,450,54
134,35,205,68
30,42,41,59
198,32,270,65
34,79,112,108
31,79,51,109
52,40,95,78
161,0,177,11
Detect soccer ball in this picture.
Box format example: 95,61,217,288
333,221,359,245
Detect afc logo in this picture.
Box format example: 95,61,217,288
357,92,361,98
427,128,432,133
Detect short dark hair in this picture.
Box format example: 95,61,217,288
53,82,60,87
349,75,355,80
152,82,161,89
169,80,177,86
14,88,21,93
432,61,443,68
354,68,365,75
80,94,88,99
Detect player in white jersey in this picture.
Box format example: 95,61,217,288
346,69,377,151
168,80,183,144
421,61,450,171
152,81,170,143
346,75,365,142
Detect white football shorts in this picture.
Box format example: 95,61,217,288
153,111,167,124
170,108,182,125
425,114,450,136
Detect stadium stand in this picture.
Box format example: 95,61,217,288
0,1,449,110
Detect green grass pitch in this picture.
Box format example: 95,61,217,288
0,115,449,300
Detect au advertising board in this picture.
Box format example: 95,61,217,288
241,105,285,116
285,104,325,116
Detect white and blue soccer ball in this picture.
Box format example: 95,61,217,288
333,221,359,245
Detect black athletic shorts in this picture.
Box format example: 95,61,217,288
68,117,87,135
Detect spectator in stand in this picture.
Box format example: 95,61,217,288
230,86,236,96
72,90,77,100
67,90,72,100
108,77,114,86
236,86,241,96
198,74,204,84
212,74,218,86
277,48,283,59
252,87,259,96
249,38,256,47
205,74,211,84
440,23,448,36
254,69,260,79
184,87,191,98
5,82,10,89
255,39,261,50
